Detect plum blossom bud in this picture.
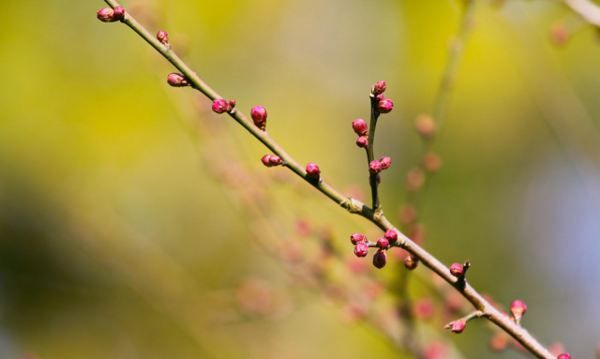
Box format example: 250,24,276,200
97,8,116,22
261,154,282,167
376,237,390,250
352,118,368,136
384,229,398,243
305,163,321,180
423,152,442,173
557,354,571,359
372,249,387,269
167,73,189,87
510,299,527,323
212,98,230,114
415,114,437,139
449,262,464,277
157,30,169,45
350,233,366,245
377,98,394,113
372,80,387,95
251,106,268,130
406,168,425,191
446,319,466,334
356,136,368,148
369,160,382,174
112,6,126,20
404,255,419,270
379,156,392,170
354,242,369,257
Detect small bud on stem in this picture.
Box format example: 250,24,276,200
251,106,268,130
510,299,528,324
167,73,189,87
372,249,387,269
305,163,321,181
212,98,231,114
157,30,169,45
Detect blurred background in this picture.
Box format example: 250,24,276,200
1,0,599,358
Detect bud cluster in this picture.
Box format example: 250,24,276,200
212,98,236,114
369,156,392,174
370,80,394,114
96,6,126,23
352,118,369,148
349,229,400,269
261,154,283,167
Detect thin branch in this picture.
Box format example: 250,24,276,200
564,0,600,27
99,1,556,357
366,94,382,210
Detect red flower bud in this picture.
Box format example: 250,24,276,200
557,353,571,359
372,80,387,95
352,118,368,136
354,242,369,257
251,106,268,130
377,98,394,113
356,136,368,148
379,156,392,170
510,299,528,323
157,30,169,45
350,233,366,245
447,319,466,334
384,229,398,243
449,262,464,277
112,6,126,20
369,160,382,174
376,237,390,249
97,8,116,22
261,154,282,167
372,249,387,269
212,98,230,114
167,73,189,87
305,162,321,180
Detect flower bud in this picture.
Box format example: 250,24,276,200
352,118,368,135
356,136,368,148
369,160,382,174
251,106,268,130
415,114,437,139
510,299,527,323
384,229,398,243
157,30,169,45
372,249,387,269
406,168,425,191
423,152,442,173
377,98,394,113
449,262,464,277
372,80,387,95
350,233,366,245
557,354,571,359
404,255,419,270
353,242,369,257
446,319,466,334
305,162,321,180
97,8,116,22
112,6,126,20
212,98,230,114
261,154,282,167
167,73,189,87
376,237,390,250
379,156,392,170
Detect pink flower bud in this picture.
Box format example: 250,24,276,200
97,8,116,22
377,98,394,113
352,118,368,136
376,237,390,249
355,136,368,148
379,156,392,170
350,233,366,245
384,229,398,243
353,242,369,257
212,98,230,114
305,162,321,180
112,6,126,20
416,114,437,139
157,30,169,45
510,299,528,323
167,73,189,87
261,154,282,167
372,80,387,95
447,319,466,334
449,262,464,277
251,106,268,130
404,255,419,270
372,249,387,269
423,152,442,173
369,160,382,174
557,354,571,359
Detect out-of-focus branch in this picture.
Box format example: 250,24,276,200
564,0,600,27
97,1,557,357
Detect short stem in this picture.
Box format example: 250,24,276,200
367,94,381,210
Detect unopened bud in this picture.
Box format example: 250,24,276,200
379,156,392,170
356,136,368,148
449,262,464,277
415,114,437,139
384,229,398,243
372,80,387,95
212,98,230,114
446,319,466,334
376,237,390,250
557,354,571,359
167,73,189,87
251,106,268,130
352,118,368,136
377,98,394,113
353,242,369,257
305,162,321,181
423,152,442,173
261,154,282,167
97,8,116,22
510,299,527,323
404,255,419,270
350,233,366,245
112,6,126,20
157,30,169,45
369,160,382,174
372,249,387,269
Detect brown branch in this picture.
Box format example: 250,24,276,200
97,1,556,358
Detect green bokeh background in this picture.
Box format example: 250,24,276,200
1,0,599,358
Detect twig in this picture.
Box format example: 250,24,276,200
564,0,600,27
98,1,556,357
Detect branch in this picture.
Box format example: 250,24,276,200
564,0,600,27
97,2,557,358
